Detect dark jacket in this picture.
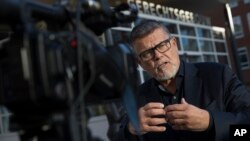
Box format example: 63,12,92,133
112,62,250,141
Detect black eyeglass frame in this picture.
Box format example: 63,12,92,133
138,36,174,61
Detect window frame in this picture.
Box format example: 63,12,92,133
238,47,250,70
233,16,244,39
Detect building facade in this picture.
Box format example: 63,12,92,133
230,0,250,89
204,0,250,90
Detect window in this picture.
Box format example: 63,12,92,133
181,38,198,51
203,55,216,62
238,47,250,70
180,54,202,63
186,55,202,63
197,28,211,38
233,16,244,38
215,42,226,52
213,30,223,39
229,0,238,8
199,40,213,52
180,25,196,36
163,22,178,34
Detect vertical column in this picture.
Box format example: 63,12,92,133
224,3,242,80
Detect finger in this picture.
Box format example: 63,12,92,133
168,118,186,126
165,104,187,112
181,98,188,104
147,117,168,126
166,111,186,119
144,102,164,110
145,125,166,132
146,108,166,117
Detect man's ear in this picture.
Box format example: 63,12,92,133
173,37,178,45
171,37,179,50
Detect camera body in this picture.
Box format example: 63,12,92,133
0,0,139,140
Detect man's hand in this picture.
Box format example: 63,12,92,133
165,98,210,131
128,102,168,135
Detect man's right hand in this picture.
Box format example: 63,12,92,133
128,102,167,135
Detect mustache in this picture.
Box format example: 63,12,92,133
155,61,169,69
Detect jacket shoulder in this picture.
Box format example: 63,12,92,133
193,62,227,74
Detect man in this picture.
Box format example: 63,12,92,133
112,20,250,141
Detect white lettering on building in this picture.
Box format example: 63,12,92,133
127,0,211,25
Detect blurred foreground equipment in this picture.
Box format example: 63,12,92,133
0,0,139,141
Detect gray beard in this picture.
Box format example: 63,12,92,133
155,73,175,81
156,76,172,81
155,65,178,81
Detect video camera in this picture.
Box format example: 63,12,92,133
0,0,139,141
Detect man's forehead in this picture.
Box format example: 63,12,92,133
135,30,168,45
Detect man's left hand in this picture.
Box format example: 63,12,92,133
165,98,210,131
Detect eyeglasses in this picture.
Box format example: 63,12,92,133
138,37,173,61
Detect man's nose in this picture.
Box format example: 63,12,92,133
153,49,163,60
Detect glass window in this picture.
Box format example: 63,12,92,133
229,0,238,8
215,42,226,52
181,38,198,51
186,55,202,63
238,47,250,70
180,25,196,36
197,28,211,38
163,22,178,34
199,40,213,52
204,55,216,62
213,30,223,39
111,30,130,44
233,16,244,38
217,55,228,64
